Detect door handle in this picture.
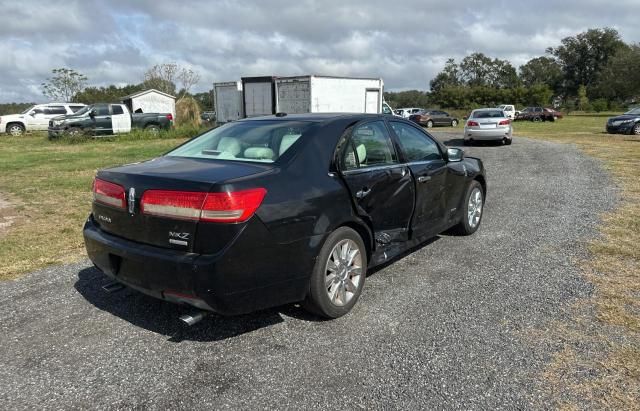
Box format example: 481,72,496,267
356,187,371,199
417,176,431,183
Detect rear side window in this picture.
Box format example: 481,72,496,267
167,120,317,163
390,122,442,162
343,121,397,170
45,106,67,115
111,105,124,115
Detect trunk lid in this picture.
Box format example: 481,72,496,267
92,156,272,252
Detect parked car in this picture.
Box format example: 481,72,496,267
464,108,512,145
606,107,640,135
48,103,173,138
497,104,519,119
0,103,86,136
84,113,486,320
395,107,424,118
515,107,560,122
409,109,459,128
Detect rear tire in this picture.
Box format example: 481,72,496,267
504,138,512,145
304,227,367,319
451,119,458,127
451,180,484,236
145,124,160,134
7,123,25,136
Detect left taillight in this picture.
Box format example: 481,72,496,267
499,119,511,125
140,188,267,223
93,178,126,209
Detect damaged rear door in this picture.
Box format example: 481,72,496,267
338,120,415,244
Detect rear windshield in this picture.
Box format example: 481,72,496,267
472,110,504,118
166,120,317,163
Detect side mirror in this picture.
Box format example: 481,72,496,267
447,148,464,162
89,109,97,117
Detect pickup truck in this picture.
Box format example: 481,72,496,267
48,103,173,138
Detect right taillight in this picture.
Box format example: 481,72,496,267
499,119,511,125
467,120,479,126
93,178,126,209
140,188,266,223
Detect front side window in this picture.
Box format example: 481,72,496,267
342,121,397,169
111,105,124,115
167,120,317,163
389,122,442,162
94,105,109,116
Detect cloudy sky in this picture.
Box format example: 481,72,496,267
1,0,638,103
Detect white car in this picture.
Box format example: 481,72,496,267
464,108,513,145
0,103,86,136
497,104,519,120
394,107,424,118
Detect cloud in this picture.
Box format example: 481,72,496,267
1,0,638,102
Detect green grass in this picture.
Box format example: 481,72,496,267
0,132,191,279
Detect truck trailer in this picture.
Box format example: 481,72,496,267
242,76,277,118
213,81,244,123
275,75,384,114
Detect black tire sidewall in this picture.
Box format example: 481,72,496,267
306,227,367,318
459,180,483,235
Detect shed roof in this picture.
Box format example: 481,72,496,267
121,88,175,100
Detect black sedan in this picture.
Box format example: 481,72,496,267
606,107,640,135
84,113,486,319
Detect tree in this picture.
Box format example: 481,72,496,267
459,53,494,87
591,43,640,103
41,68,88,102
577,85,590,111
143,63,201,98
519,56,563,93
546,27,626,96
429,58,461,92
73,83,146,104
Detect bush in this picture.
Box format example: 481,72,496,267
175,96,202,127
591,99,608,112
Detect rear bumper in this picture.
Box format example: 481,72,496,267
464,127,512,140
83,216,314,315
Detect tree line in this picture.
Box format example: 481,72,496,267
385,27,638,112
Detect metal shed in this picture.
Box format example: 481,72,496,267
121,89,176,119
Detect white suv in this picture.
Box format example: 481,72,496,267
0,103,86,136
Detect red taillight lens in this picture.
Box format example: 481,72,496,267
93,178,126,209
140,188,266,223
499,119,511,125
467,120,479,126
166,113,173,121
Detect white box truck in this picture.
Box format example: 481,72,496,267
275,75,384,114
242,76,277,118
213,81,244,123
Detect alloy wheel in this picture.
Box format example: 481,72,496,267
467,187,483,228
324,239,363,307
8,125,23,136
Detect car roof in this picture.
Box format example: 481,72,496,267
236,113,387,123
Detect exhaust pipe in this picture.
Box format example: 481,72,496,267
179,311,208,326
102,282,125,293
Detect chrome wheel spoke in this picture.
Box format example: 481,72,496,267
324,239,362,307
344,278,358,293
325,273,337,289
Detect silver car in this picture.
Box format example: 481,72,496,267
464,108,513,145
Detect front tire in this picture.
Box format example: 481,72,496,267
304,227,367,318
452,180,484,235
426,120,433,128
7,123,25,136
632,123,640,135
532,116,542,122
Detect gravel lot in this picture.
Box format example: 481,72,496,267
0,133,617,409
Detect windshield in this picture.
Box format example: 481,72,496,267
21,106,35,114
167,120,318,163
624,107,640,115
472,110,505,118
